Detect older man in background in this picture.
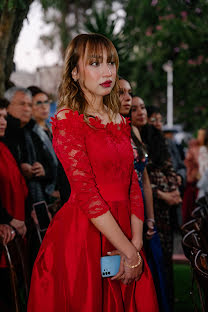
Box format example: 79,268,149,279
4,87,54,207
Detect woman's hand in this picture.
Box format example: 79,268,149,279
145,219,156,240
157,189,182,205
109,248,143,285
0,224,16,244
123,254,143,284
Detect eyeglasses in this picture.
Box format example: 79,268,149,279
35,100,50,105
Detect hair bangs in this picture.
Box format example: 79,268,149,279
83,35,119,69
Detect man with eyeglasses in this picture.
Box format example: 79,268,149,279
4,87,55,207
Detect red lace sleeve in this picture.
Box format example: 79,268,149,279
51,110,109,219
130,168,144,222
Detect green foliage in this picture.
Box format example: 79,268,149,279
123,0,208,131
39,0,61,10
38,0,96,59
46,0,207,132
84,5,134,78
0,0,27,10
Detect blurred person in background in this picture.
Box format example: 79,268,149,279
27,86,71,208
0,97,27,237
182,134,200,223
28,86,59,204
147,105,186,191
197,128,208,199
4,87,55,208
131,96,181,311
119,79,170,312
118,78,132,117
182,128,208,221
0,97,27,310
4,87,55,270
147,105,186,228
28,86,52,138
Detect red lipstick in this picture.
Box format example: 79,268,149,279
100,80,112,88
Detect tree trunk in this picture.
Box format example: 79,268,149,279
0,0,34,96
0,1,15,95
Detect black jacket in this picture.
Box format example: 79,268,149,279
4,114,55,205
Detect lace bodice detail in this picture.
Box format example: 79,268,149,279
51,109,144,221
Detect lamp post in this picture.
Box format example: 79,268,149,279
163,60,173,128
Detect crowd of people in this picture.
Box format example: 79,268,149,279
0,33,208,311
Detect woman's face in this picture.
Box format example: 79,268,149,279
148,112,163,131
32,93,50,122
131,97,147,129
0,108,7,137
72,48,117,102
118,79,132,116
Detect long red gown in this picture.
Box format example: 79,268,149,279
27,109,159,312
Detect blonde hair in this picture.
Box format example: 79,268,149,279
58,33,120,119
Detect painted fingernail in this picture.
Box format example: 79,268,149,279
107,251,111,255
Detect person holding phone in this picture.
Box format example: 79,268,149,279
28,33,158,312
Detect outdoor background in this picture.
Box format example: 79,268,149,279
0,1,207,311
0,0,207,133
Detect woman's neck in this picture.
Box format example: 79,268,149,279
86,96,106,115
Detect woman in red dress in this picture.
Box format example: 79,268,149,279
27,33,158,312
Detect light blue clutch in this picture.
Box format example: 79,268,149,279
100,255,121,278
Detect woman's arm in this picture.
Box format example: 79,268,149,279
91,211,138,261
131,214,143,251
142,168,154,220
129,167,144,250
131,126,151,242
142,168,155,237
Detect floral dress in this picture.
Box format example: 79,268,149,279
146,158,178,310
132,140,170,312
